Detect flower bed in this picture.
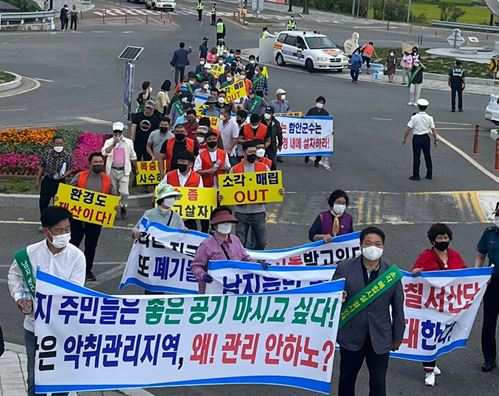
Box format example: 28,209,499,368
0,128,110,177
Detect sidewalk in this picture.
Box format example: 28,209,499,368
0,343,152,396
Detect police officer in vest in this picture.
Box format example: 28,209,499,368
196,0,204,22
448,60,465,112
211,2,216,25
216,18,225,41
287,15,296,31
475,202,499,372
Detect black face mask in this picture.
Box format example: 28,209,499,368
177,164,188,173
207,140,218,149
246,154,257,164
434,241,449,252
160,127,169,133
175,133,186,142
92,165,105,174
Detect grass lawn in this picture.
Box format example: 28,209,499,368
0,71,16,84
411,4,491,25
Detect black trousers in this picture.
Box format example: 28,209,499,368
216,33,224,41
412,134,432,178
61,18,68,30
198,9,203,21
350,69,360,81
266,149,277,170
134,143,151,162
339,336,389,396
184,219,210,233
211,14,216,25
70,16,77,30
174,66,185,84
39,177,62,219
482,275,499,364
70,220,102,275
304,156,322,165
451,86,463,111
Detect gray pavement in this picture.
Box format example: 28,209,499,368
0,1,499,395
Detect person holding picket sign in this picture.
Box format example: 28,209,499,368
411,223,467,386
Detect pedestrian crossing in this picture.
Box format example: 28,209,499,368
91,7,236,17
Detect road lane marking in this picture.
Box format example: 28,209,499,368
33,78,54,82
372,117,393,121
436,122,472,126
0,77,40,98
0,108,27,112
77,116,112,124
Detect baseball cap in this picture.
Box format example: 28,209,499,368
265,106,274,114
276,88,286,95
416,99,429,107
112,121,124,131
145,99,155,108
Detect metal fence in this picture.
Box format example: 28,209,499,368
0,11,55,31
431,20,499,33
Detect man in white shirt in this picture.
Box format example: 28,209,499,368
102,121,138,219
8,206,86,396
217,106,239,165
402,98,438,181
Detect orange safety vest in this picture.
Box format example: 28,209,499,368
258,157,272,169
76,170,111,194
362,44,375,57
165,138,195,171
200,149,226,187
232,160,267,174
243,123,268,142
166,169,202,187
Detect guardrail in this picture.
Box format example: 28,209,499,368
0,11,55,31
431,20,499,33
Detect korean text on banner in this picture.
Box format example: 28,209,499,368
275,115,334,157
219,171,283,206
224,80,247,103
35,270,345,395
55,183,119,227
393,267,493,362
173,187,218,220
210,64,225,78
206,260,337,294
195,95,208,115
119,220,360,294
136,161,163,186
275,112,304,117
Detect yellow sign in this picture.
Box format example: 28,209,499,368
274,112,304,117
211,64,225,78
219,171,283,205
207,116,219,129
224,80,247,103
55,183,119,227
489,57,499,73
262,66,269,79
173,187,218,219
195,95,208,115
136,161,163,185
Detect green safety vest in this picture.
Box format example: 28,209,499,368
287,20,296,30
216,22,224,33
262,31,268,39
211,6,216,15
197,1,204,10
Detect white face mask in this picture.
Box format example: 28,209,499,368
495,216,499,228
161,197,176,209
226,77,233,82
332,204,346,216
181,97,188,103
49,231,71,249
203,84,210,90
189,80,195,85
197,136,205,144
256,148,266,158
280,94,286,100
217,222,232,235
200,61,205,65
218,97,225,104
316,102,324,109
149,87,153,92
250,60,255,64
264,113,271,120
218,60,224,65
53,146,64,153
362,246,384,261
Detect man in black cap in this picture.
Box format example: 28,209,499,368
448,59,465,112
261,106,282,170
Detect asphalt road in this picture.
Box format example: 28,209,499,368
0,2,498,395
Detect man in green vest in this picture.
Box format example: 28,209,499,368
216,17,225,41
211,2,217,25
196,0,204,22
287,15,296,31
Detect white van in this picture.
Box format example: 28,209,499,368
273,31,349,72
145,0,176,10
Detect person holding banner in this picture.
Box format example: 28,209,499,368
69,152,112,281
158,124,196,177
244,89,268,115
269,88,290,114
475,202,499,373
304,96,329,167
309,189,354,242
194,131,231,188
333,227,405,396
191,206,252,293
411,223,467,386
8,206,86,396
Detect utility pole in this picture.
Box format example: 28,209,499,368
407,0,412,23
352,0,356,16
303,0,309,15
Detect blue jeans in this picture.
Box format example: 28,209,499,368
25,330,68,396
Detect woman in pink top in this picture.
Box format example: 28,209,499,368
206,47,218,64
400,50,413,85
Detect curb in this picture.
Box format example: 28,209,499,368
0,72,22,93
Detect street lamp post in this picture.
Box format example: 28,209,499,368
407,0,412,23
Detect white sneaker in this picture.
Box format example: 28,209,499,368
413,103,418,107
425,372,435,387
433,366,441,376
408,102,414,106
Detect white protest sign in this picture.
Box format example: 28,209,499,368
35,270,345,395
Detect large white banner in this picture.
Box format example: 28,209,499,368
35,270,345,395
274,115,334,157
120,219,360,294
206,260,337,294
205,263,493,362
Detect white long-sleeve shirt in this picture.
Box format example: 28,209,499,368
8,240,86,332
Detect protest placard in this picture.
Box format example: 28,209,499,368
218,171,283,206
173,187,217,220
136,161,163,185
275,115,334,157
224,80,247,103
194,95,208,114
56,183,119,227
206,260,337,295
35,270,344,395
210,64,225,78
120,220,360,294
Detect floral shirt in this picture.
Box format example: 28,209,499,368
40,148,71,178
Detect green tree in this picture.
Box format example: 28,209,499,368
438,1,465,22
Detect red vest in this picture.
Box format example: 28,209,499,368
243,123,267,141
76,170,111,194
258,157,272,169
231,160,267,174
199,149,226,187
166,170,202,187
165,138,195,171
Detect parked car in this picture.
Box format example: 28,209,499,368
485,94,499,125
273,31,349,73
126,0,146,4
145,0,176,10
